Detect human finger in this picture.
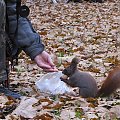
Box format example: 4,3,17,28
47,56,55,67
43,68,58,72
37,61,52,69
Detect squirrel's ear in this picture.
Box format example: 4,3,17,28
71,57,80,65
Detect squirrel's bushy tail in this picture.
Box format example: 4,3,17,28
97,67,120,97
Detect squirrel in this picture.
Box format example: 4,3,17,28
60,57,120,98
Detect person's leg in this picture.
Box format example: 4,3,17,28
0,0,7,84
0,0,21,99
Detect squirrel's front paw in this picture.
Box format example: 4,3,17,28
60,77,65,81
60,74,68,82
60,74,68,80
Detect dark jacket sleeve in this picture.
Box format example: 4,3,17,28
6,0,44,60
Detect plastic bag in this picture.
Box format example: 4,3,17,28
35,71,73,95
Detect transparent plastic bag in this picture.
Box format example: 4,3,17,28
35,71,73,95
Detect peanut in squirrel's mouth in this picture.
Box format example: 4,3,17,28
61,74,68,80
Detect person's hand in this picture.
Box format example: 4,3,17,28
34,51,58,72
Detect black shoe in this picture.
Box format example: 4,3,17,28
0,86,21,99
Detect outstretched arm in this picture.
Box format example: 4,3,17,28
6,1,58,72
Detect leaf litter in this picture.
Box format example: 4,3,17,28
1,0,120,119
